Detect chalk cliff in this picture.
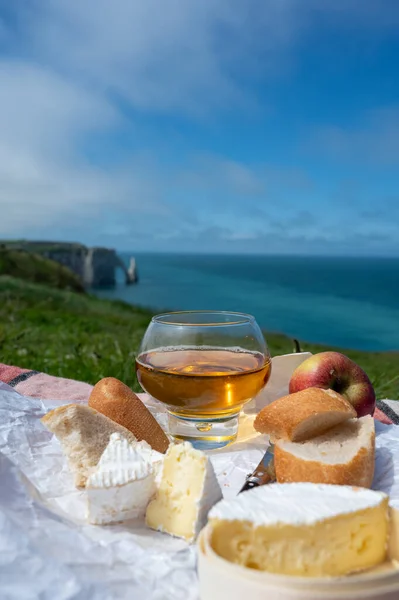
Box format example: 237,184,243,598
1,241,137,289
83,247,138,287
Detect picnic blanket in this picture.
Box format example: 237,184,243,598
0,360,398,424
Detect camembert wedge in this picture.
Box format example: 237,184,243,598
146,442,223,542
86,433,163,525
208,483,389,577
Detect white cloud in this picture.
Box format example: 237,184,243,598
0,60,169,238
0,61,118,150
0,1,298,242
21,0,301,115
24,0,398,115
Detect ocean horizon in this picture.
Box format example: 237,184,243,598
94,253,399,353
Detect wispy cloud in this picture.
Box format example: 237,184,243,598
0,0,302,242
309,107,399,167
0,61,168,238
140,220,398,256
9,0,301,115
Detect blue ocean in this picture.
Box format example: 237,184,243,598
95,254,399,352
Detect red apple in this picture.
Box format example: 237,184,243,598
289,351,376,417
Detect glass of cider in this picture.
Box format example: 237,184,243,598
135,311,271,449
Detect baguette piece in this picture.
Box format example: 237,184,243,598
89,377,170,454
254,387,357,442
41,404,137,488
274,415,375,488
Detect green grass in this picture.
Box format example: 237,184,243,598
0,275,398,399
0,240,86,254
0,247,84,293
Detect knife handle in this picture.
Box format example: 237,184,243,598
240,459,276,493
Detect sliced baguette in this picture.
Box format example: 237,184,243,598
88,377,170,454
254,387,357,442
41,404,137,488
274,415,375,488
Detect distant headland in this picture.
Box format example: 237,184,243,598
0,240,138,289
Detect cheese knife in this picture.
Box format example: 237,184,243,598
239,442,276,493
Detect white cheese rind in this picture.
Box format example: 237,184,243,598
209,482,387,526
88,433,163,487
87,474,156,525
86,433,163,525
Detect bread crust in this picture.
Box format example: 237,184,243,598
274,427,375,488
254,387,356,442
89,377,170,454
41,403,137,488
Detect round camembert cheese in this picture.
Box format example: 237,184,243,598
208,483,389,577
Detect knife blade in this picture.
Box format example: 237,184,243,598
239,443,276,494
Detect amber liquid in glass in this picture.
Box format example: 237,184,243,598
136,347,271,418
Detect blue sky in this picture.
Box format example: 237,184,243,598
0,1,398,255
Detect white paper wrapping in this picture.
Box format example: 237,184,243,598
0,353,399,599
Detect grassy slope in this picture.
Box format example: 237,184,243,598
0,276,397,398
0,247,85,293
0,240,86,254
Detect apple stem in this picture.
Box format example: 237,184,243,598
293,339,302,353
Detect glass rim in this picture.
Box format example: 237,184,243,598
151,310,255,327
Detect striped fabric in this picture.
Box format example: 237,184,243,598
0,362,92,402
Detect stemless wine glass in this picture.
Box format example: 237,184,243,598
135,311,272,449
